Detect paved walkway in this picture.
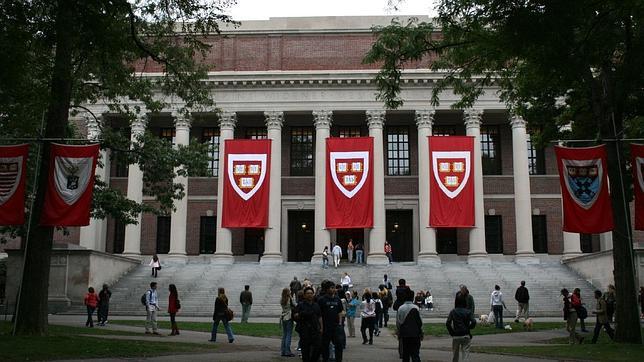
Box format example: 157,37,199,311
50,315,568,362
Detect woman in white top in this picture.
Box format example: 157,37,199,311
149,254,161,278
341,273,352,294
360,292,377,345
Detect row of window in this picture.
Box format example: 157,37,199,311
113,125,546,177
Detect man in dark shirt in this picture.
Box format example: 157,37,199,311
294,286,322,362
317,280,344,362
446,294,477,362
514,281,530,322
239,285,253,323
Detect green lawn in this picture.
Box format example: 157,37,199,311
109,319,283,337
389,321,566,337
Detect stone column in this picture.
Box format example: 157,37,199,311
599,232,613,251
213,112,237,264
510,115,538,264
123,114,147,256
366,110,389,265
261,111,284,264
562,231,582,259
168,113,191,259
464,109,489,263
415,110,440,264
312,110,332,263
79,113,109,252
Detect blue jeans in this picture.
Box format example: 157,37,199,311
211,318,234,342
356,250,364,264
281,319,293,355
493,305,503,329
323,257,329,268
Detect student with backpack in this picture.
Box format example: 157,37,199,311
143,282,160,335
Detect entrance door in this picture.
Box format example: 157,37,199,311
386,210,413,262
437,228,458,254
156,216,171,254
288,210,314,261
485,215,503,254
244,228,264,255
336,228,364,260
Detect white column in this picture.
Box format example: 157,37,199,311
464,109,489,263
415,110,440,264
312,110,332,263
213,112,236,264
599,232,613,251
366,110,389,265
261,111,284,264
510,115,538,264
168,113,191,259
123,115,147,256
79,113,109,251
562,231,582,259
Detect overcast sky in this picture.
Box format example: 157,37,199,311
227,0,438,20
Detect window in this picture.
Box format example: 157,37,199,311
245,127,268,139
386,126,410,176
199,216,216,254
432,126,456,136
485,215,503,253
527,136,546,175
481,126,502,175
202,128,220,177
159,127,176,145
580,234,599,253
156,216,171,254
113,219,125,254
532,215,548,253
338,126,362,138
290,127,314,176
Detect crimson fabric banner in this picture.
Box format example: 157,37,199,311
429,136,475,227
221,139,271,228
326,137,374,228
555,145,613,233
632,144,644,230
0,144,29,225
41,143,99,226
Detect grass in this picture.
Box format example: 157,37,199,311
109,319,283,337
0,321,214,361
389,321,566,337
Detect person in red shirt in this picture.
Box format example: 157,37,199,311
84,287,99,327
168,284,181,335
384,241,393,264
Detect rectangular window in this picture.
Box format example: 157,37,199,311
113,219,125,254
199,216,216,254
532,215,548,253
159,127,176,145
485,215,503,253
245,127,268,139
580,234,599,253
527,136,546,175
432,126,456,136
338,126,362,138
156,216,171,254
481,126,502,175
386,126,410,176
290,127,314,176
202,128,220,177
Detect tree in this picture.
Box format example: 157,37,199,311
365,0,644,343
0,0,236,335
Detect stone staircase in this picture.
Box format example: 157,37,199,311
62,258,597,318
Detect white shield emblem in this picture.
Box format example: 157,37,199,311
561,158,603,210
330,151,369,198
227,154,267,201
635,157,644,193
0,156,23,205
54,156,93,205
432,151,471,199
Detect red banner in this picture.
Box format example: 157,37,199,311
555,145,613,233
0,144,29,225
41,143,99,226
632,144,644,230
326,137,373,228
429,136,475,227
221,139,271,228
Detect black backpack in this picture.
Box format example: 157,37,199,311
141,291,148,306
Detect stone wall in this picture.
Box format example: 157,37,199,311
563,247,644,291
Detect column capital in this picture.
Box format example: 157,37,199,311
219,111,237,130
173,114,192,131
131,114,147,135
366,110,386,129
313,110,333,129
463,108,483,129
510,114,527,129
415,110,435,129
264,111,284,130
84,113,102,141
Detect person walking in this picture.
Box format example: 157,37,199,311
97,284,111,326
591,290,614,344
379,284,393,327
280,288,296,357
149,254,161,278
604,284,616,323
514,281,530,323
383,274,393,291
332,243,343,268
561,288,584,344
384,241,393,264
355,242,364,264
347,239,354,263
373,291,383,336
240,285,253,323
210,287,235,343
490,285,507,329
290,276,302,300
346,291,360,338
84,287,98,328
572,288,589,332
317,280,344,362
168,284,181,335
457,285,475,316
341,273,351,294
145,282,160,335
322,246,330,268
360,291,377,345
446,293,477,362
396,288,423,362
294,286,322,362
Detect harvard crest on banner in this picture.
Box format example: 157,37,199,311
555,145,613,233
41,143,99,226
0,144,29,225
326,137,373,228
429,136,475,227
632,144,644,230
221,139,271,228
